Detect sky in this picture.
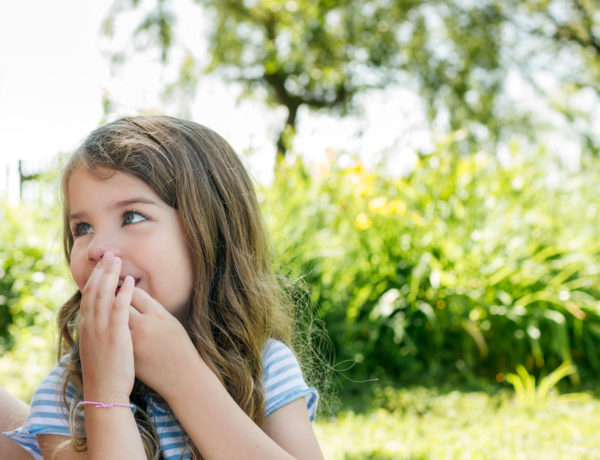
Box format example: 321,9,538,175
0,0,115,200
2,0,586,205
0,0,429,203
0,1,111,145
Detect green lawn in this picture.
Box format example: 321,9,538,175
314,386,600,460
3,340,599,460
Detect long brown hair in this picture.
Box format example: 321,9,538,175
57,116,295,458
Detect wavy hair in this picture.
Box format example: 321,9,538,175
56,116,295,459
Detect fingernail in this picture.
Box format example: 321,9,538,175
112,256,121,266
125,275,134,285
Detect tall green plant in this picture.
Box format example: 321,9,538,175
505,361,576,408
262,140,600,384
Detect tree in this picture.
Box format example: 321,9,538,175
103,0,600,160
499,0,600,157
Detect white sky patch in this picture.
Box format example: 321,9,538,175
0,0,417,196
0,0,589,200
0,0,113,200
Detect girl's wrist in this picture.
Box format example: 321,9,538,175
161,355,215,406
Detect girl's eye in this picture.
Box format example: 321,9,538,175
123,211,147,225
73,222,92,237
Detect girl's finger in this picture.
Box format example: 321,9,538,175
128,304,143,329
113,275,134,314
80,255,109,320
94,255,122,326
130,287,161,314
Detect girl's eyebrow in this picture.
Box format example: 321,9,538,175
69,197,159,221
113,197,160,209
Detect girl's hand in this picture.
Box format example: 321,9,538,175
128,288,199,395
79,253,136,402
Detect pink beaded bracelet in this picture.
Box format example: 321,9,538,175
76,401,137,414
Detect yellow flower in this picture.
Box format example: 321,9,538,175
347,162,364,174
359,183,375,197
344,163,375,197
368,198,408,215
385,199,407,215
354,213,372,230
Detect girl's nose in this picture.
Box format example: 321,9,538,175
86,234,120,263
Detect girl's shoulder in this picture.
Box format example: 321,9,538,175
261,339,319,421
261,338,299,376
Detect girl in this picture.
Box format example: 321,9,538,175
4,116,323,459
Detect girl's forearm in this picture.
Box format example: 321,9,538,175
0,388,30,460
161,357,296,460
83,399,146,460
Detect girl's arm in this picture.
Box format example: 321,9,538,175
37,404,142,460
162,355,323,460
0,387,32,460
263,398,323,459
128,288,324,460
67,254,145,460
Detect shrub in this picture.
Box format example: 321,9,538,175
262,140,600,385
0,175,71,399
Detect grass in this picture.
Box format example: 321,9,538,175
313,385,600,460
4,337,600,460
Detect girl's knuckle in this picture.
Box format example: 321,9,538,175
94,289,106,302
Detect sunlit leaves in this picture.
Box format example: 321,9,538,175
262,139,600,384
0,173,72,400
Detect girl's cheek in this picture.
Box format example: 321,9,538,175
71,272,85,292
69,258,87,292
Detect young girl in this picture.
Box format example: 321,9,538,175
4,116,323,459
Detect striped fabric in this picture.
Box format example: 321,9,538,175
4,339,318,460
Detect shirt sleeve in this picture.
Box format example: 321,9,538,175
262,339,319,421
3,361,77,460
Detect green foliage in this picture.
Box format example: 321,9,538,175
0,174,72,400
314,385,600,459
105,0,600,157
3,137,600,400
261,137,600,385
505,361,576,408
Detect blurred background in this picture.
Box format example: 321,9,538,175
1,1,600,458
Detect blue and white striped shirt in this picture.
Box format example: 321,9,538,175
4,339,318,460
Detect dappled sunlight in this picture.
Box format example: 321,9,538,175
315,387,600,459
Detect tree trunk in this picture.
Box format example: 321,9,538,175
275,103,300,164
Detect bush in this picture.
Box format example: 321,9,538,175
3,139,600,399
0,176,72,400
262,139,600,385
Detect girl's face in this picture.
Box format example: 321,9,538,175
67,166,194,320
